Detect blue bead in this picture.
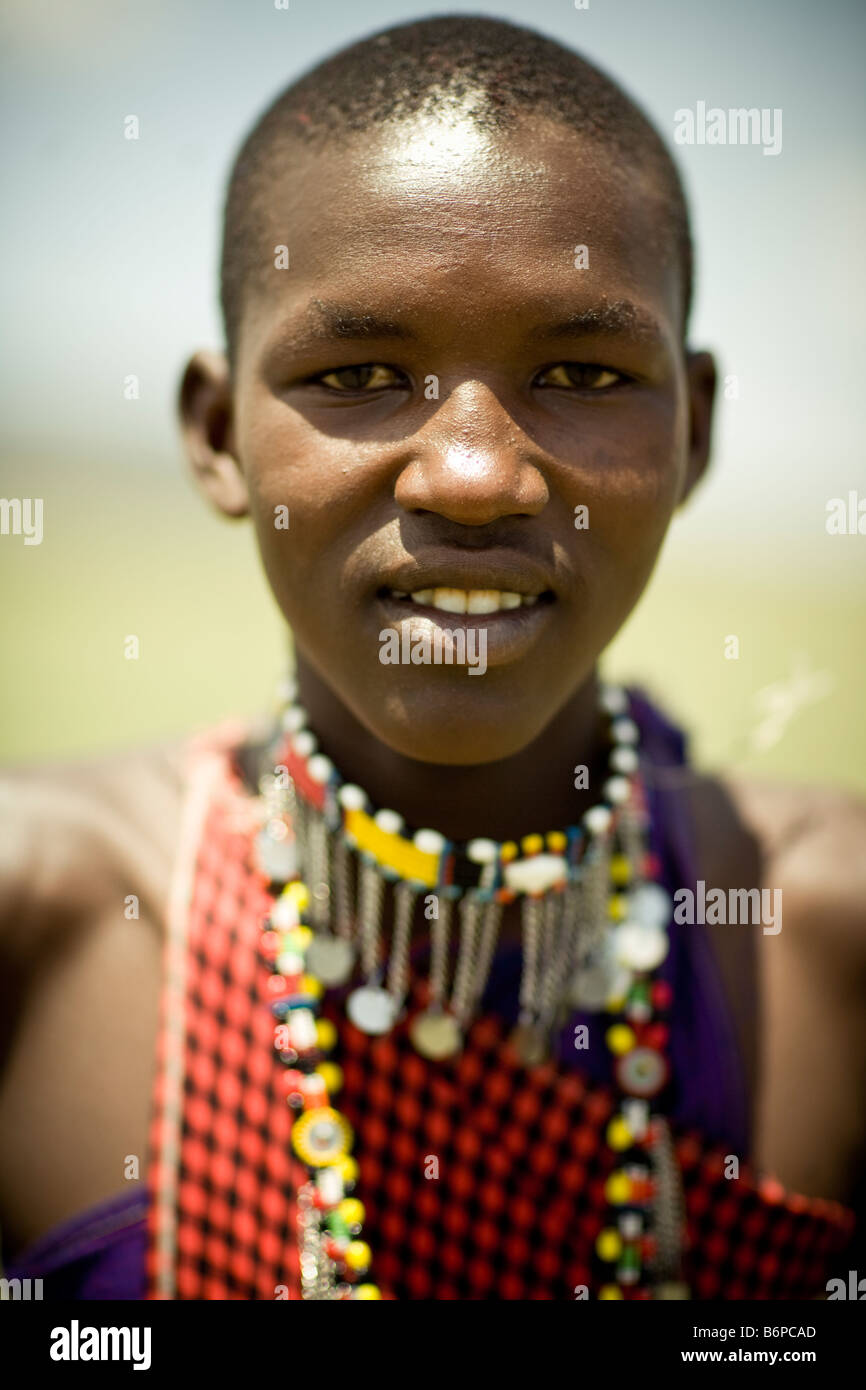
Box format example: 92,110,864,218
286,994,320,1012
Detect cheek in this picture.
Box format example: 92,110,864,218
557,401,687,614
582,391,687,543
238,402,357,598
590,444,680,550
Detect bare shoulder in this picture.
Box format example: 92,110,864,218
720,773,866,892
693,769,866,957
0,739,189,960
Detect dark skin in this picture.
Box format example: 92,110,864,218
1,111,864,1278
181,113,715,836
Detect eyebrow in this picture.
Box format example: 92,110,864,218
268,302,414,357
529,301,665,345
266,297,664,359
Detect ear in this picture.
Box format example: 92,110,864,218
178,349,249,518
679,349,717,505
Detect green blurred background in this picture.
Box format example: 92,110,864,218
1,0,864,791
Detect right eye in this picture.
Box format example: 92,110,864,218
315,364,404,392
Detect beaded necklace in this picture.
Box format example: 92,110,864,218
253,680,689,1299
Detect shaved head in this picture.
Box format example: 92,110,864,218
219,14,694,372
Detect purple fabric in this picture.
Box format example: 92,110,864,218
611,686,748,1152
2,1183,147,1299
1,686,748,1299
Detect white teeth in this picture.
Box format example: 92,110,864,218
466,590,501,614
395,587,545,614
432,587,468,613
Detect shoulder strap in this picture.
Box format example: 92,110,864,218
145,722,306,1300
145,731,235,1299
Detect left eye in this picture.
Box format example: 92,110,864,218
316,364,401,391
537,364,623,390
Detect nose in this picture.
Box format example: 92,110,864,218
394,381,549,526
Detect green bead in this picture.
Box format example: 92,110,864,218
326,1212,350,1240
620,1243,641,1270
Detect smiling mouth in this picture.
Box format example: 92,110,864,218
379,586,556,616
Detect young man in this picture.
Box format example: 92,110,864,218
1,16,864,1302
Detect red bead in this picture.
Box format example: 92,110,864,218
267,974,288,995
650,979,673,1011
283,744,328,812
631,1176,655,1203
642,1022,669,1052
260,930,281,959
646,1117,666,1147
282,1069,305,1095
302,1093,328,1110
642,853,662,879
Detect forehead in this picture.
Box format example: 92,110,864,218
244,112,682,353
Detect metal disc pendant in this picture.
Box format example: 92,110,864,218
409,1009,462,1060
509,1021,549,1067
568,964,612,1011
569,944,632,1011
305,936,355,987
346,986,398,1036
254,829,298,884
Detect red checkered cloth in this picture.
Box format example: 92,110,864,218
145,733,856,1300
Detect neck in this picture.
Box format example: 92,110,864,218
292,658,610,842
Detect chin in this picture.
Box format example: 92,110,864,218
359,679,559,766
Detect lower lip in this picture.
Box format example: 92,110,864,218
374,593,556,668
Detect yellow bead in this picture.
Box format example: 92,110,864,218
605,1024,636,1056
343,808,440,886
283,882,310,912
300,974,324,1000
609,854,631,886
285,926,312,951
607,1116,633,1151
345,1240,371,1272
338,1156,359,1184
339,1197,365,1227
521,833,544,856
500,841,518,862
546,831,568,852
607,893,629,922
606,993,627,1013
316,1018,337,1052
291,1107,352,1167
316,1062,343,1094
596,1228,622,1262
598,1284,624,1300
604,1172,632,1205
354,1284,382,1300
